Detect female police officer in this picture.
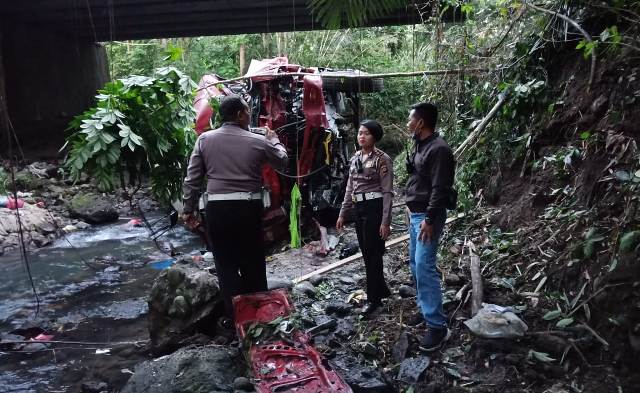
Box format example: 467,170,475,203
336,119,394,314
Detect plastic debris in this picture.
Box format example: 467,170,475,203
95,348,111,355
128,218,143,227
149,259,175,270
0,197,25,209
62,225,78,233
464,303,529,338
203,252,214,263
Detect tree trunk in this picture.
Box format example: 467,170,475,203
239,44,246,76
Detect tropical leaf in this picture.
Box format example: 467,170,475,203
528,350,555,363
308,0,406,28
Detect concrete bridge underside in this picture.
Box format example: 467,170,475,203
0,1,455,158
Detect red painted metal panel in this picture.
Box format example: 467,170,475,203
233,290,353,393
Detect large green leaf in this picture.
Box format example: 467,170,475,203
308,0,406,28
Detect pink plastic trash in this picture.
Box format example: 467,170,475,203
128,218,143,227
6,198,25,209
33,334,54,341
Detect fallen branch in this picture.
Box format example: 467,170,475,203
469,247,483,316
524,1,596,91
0,339,147,346
578,323,609,348
293,234,409,284
197,67,497,90
293,215,464,283
454,91,509,160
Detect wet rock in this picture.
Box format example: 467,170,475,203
398,285,416,298
392,332,409,362
148,263,221,355
122,346,240,393
233,376,254,391
398,356,431,384
331,354,391,392
444,273,464,286
29,231,52,247
325,301,353,316
339,241,359,259
69,193,118,224
21,343,47,352
169,296,190,318
358,341,379,357
267,277,293,290
293,281,316,297
334,318,356,338
167,268,186,287
309,275,325,286
81,381,109,393
338,276,356,286
28,162,58,179
76,221,91,230
0,203,57,248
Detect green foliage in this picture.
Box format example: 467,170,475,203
392,149,409,188
576,39,598,59
599,26,622,48
619,230,640,253
308,0,405,29
0,167,7,194
63,67,197,206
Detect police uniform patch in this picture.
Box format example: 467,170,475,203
380,164,388,175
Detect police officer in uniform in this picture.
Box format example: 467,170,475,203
336,119,394,315
182,95,288,327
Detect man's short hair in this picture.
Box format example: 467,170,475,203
411,102,438,130
219,95,247,122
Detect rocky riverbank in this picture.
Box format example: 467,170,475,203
0,160,159,255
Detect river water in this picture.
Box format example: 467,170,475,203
0,218,203,392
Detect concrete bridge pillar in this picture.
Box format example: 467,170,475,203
0,26,108,159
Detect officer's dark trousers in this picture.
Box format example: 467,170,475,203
206,200,267,320
354,198,391,304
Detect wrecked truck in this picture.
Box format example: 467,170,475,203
192,57,383,244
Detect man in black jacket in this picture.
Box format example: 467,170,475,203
405,102,455,351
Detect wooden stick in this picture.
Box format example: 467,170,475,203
293,234,410,284
196,67,497,91
0,339,147,346
454,91,509,160
292,214,464,284
469,250,483,316
578,323,610,348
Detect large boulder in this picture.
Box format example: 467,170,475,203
121,345,242,393
0,203,58,253
69,193,118,224
148,261,222,355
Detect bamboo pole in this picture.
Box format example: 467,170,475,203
292,214,464,283
196,67,498,92
454,91,509,160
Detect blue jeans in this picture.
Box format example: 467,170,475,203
408,211,447,328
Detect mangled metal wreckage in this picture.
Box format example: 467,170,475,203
193,57,383,243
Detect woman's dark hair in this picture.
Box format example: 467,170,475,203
360,119,383,141
410,102,438,130
219,95,247,122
